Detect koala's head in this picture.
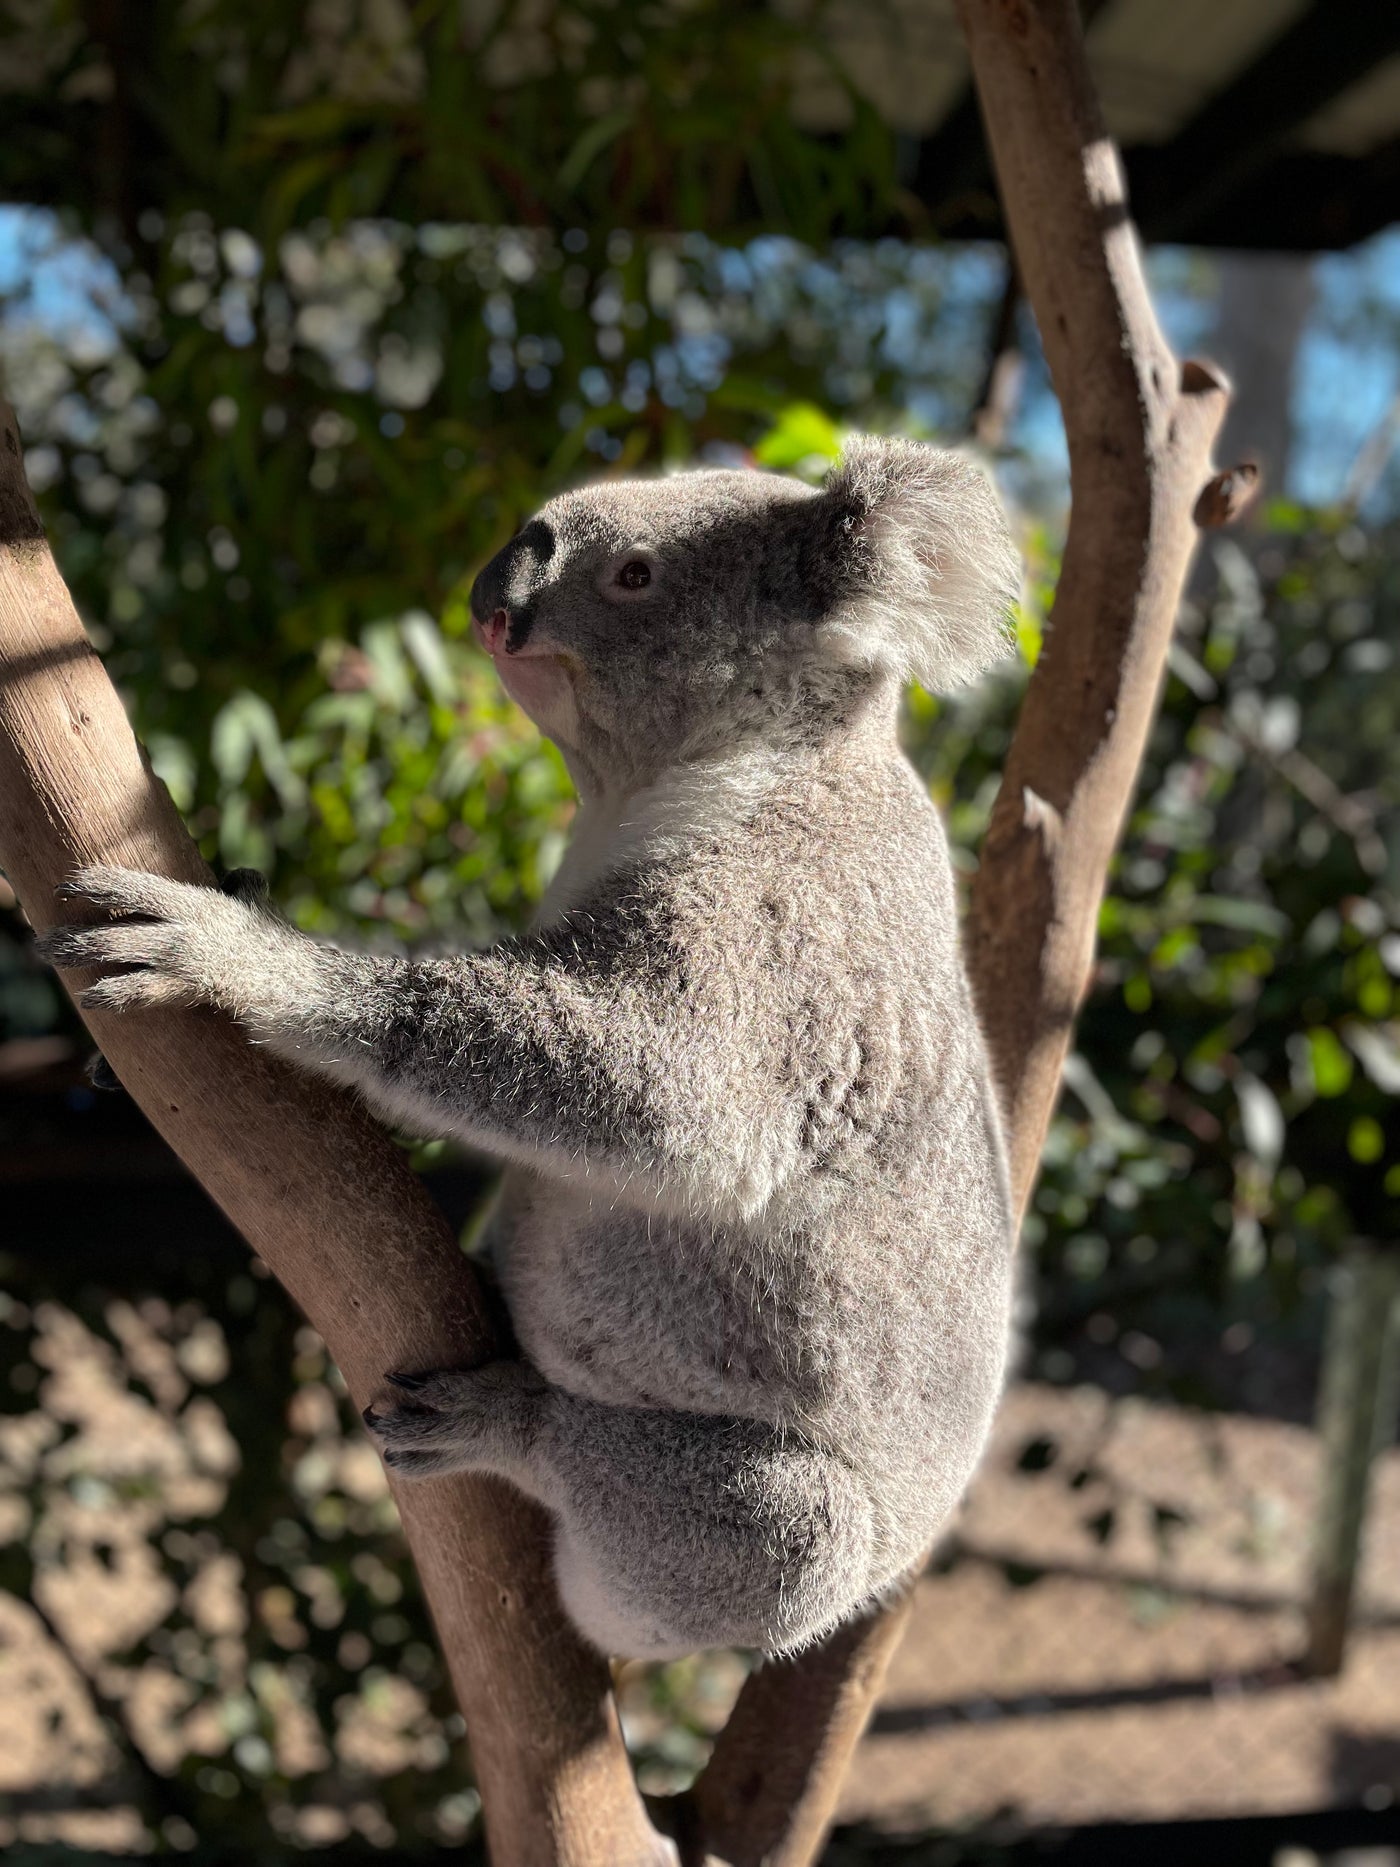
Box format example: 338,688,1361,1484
469,436,1019,792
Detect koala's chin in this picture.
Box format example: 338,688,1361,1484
491,642,581,749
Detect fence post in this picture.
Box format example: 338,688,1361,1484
1303,1242,1400,1676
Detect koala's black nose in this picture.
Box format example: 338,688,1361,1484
469,519,555,622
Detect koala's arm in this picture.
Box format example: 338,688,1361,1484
37,866,773,1210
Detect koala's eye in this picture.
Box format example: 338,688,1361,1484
615,560,652,591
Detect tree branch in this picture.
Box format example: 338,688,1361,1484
0,403,667,1867
953,0,1238,1212
683,3,1251,1858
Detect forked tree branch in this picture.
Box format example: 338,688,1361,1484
681,2,1246,1859
0,412,667,1866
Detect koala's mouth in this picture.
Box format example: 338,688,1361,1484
476,611,582,740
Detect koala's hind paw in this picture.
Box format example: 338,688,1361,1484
362,1360,548,1481
86,1051,123,1093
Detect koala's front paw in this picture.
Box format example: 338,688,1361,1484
363,1361,548,1481
36,864,290,1021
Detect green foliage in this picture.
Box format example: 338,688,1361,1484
751,398,843,473
0,0,901,246
185,624,576,945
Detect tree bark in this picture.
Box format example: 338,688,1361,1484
683,3,1244,1859
0,408,667,1867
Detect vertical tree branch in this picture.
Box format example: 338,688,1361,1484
683,3,1245,1859
0,404,668,1867
955,0,1232,1211
966,253,1023,449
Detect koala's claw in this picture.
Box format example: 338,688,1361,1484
362,1361,548,1482
37,864,290,1024
363,1390,460,1479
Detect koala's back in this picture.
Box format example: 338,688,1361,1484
489,740,1013,1581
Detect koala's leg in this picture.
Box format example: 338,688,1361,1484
367,1370,875,1658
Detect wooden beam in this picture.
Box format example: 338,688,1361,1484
1162,136,1400,253
1132,0,1400,242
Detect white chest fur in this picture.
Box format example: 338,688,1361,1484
534,743,784,925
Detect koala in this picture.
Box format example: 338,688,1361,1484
39,436,1020,1660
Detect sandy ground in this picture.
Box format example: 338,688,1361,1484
837,1383,1400,1833
2,1295,1397,1851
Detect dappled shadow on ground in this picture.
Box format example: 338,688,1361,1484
2,1125,1398,1857
841,1384,1400,1836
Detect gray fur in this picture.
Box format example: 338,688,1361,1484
39,437,1019,1659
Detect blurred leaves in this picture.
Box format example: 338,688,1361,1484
0,0,905,248
751,398,843,473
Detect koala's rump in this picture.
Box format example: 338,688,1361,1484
487,1161,1010,1511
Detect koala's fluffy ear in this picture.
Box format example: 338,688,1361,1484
813,436,1021,692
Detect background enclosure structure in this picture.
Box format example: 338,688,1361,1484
2,0,1398,250
1,0,1399,1861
